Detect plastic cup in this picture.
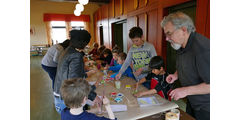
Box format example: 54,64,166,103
170,108,180,120
115,81,121,89
103,70,108,75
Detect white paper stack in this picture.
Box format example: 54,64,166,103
110,104,128,112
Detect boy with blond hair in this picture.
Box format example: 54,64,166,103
60,78,117,120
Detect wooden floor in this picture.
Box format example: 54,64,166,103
30,56,186,120
30,56,60,120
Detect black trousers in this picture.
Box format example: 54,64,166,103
41,64,57,89
186,100,210,120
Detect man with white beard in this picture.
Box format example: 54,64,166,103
161,12,210,120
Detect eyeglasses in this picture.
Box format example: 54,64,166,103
165,29,178,38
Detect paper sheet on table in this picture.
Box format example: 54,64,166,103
110,104,127,112
137,96,162,107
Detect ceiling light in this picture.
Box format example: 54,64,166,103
74,9,81,16
78,0,89,5
75,4,84,12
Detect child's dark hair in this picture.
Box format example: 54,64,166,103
98,45,106,55
60,78,91,108
103,48,112,55
118,52,127,61
112,45,122,54
129,26,143,39
93,42,99,48
69,30,91,49
149,56,165,70
60,39,70,49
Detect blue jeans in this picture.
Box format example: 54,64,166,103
135,73,151,89
142,81,151,89
41,64,57,89
54,96,66,114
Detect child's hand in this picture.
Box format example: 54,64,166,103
103,65,109,70
134,92,143,97
87,69,97,76
115,73,122,80
103,96,110,106
132,83,139,89
93,96,102,106
103,96,115,119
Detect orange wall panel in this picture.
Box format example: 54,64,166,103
160,0,191,8
115,0,122,17
108,0,115,18
139,0,147,8
138,13,147,41
127,16,137,50
196,0,210,38
124,0,135,14
102,4,109,19
157,8,164,56
205,0,210,38
196,0,208,36
147,9,158,48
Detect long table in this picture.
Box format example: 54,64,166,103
86,69,179,120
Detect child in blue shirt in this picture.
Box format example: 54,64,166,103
105,52,135,79
109,46,121,66
60,78,117,120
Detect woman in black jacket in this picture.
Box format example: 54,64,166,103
53,29,100,114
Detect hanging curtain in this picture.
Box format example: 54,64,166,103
45,21,52,46
65,22,72,40
43,13,90,46
83,21,93,46
43,13,90,22
83,21,90,32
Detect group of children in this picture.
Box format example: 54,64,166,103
59,44,173,120
88,44,135,80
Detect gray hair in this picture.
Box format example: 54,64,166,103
161,12,196,33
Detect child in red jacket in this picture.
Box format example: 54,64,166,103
134,56,173,101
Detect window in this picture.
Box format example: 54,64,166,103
71,21,84,30
51,21,67,44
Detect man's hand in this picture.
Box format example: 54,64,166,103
166,74,178,84
169,87,188,100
